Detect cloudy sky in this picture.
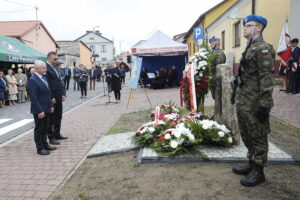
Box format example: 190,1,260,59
0,0,223,53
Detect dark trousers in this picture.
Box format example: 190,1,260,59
114,90,121,100
33,113,50,151
79,82,87,96
48,100,63,139
288,70,299,93
64,76,71,90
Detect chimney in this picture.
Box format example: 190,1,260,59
86,31,92,34
95,30,101,36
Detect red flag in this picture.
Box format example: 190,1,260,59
277,22,292,67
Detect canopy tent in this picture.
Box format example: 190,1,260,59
131,30,188,86
131,30,188,56
0,35,47,64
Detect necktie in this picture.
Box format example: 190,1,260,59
41,76,49,88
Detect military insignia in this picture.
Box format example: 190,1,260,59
262,60,271,66
261,49,269,54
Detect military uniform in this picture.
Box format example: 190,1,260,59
210,48,226,99
236,37,275,166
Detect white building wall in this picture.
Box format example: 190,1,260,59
77,32,114,64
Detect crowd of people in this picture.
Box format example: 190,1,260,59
1,51,129,155
140,65,178,89
0,59,129,108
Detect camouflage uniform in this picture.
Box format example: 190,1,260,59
236,37,275,166
210,48,226,99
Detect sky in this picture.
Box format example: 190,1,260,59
0,0,223,53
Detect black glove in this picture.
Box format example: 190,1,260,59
255,106,270,123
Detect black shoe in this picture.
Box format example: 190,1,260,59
49,138,60,145
56,134,68,140
37,149,50,155
232,162,252,175
240,164,265,187
45,146,57,151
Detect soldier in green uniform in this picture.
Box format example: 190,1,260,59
209,36,226,99
231,15,275,187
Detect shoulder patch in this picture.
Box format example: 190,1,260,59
261,49,269,55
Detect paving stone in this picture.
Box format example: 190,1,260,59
87,132,140,158
140,141,296,164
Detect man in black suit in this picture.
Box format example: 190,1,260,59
89,65,97,90
63,65,72,90
27,60,56,155
288,38,300,94
46,52,68,145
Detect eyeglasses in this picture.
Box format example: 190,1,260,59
244,24,257,28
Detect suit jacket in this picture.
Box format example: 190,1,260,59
27,74,52,114
89,69,97,79
63,67,72,78
46,62,66,99
289,46,300,66
14,73,27,91
0,77,7,93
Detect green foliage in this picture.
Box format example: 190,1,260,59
78,192,89,200
132,162,141,168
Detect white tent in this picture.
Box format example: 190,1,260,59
131,30,188,56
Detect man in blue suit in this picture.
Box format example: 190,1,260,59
287,38,300,94
27,60,56,155
46,52,68,145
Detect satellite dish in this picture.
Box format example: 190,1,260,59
229,8,238,19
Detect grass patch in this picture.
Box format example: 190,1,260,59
270,116,300,139
204,106,214,117
274,78,283,86
106,109,152,135
132,162,141,168
78,192,89,200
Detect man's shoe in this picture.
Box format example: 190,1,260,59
45,146,57,151
232,161,253,175
56,134,68,140
49,138,60,145
240,164,265,187
37,149,50,155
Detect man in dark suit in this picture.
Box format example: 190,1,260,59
89,65,97,90
288,38,300,94
46,52,68,145
63,65,72,90
27,60,56,155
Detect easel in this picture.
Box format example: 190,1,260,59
126,78,152,109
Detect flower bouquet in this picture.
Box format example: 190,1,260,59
133,104,234,156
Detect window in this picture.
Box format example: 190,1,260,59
101,58,107,61
221,31,225,50
90,45,94,50
101,45,106,52
89,37,94,40
234,22,241,47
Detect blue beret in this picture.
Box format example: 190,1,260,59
243,14,267,27
209,36,220,43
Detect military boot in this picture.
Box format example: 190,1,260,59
240,163,265,187
232,161,253,175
